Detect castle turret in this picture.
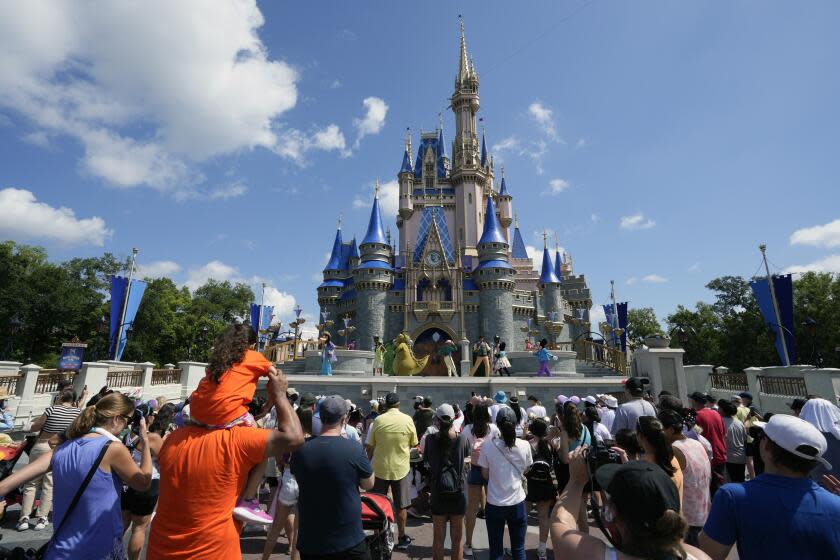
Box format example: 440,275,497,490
354,184,393,350
318,219,344,340
349,237,360,270
475,195,515,345
398,135,414,219
539,234,563,325
497,167,512,233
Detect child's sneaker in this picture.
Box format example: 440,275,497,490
233,498,273,525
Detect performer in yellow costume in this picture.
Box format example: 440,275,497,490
392,333,428,376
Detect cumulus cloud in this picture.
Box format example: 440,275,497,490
620,213,656,231
528,102,558,141
208,183,247,200
642,274,668,283
137,260,181,279
0,1,302,193
0,187,112,246
785,255,840,275
790,219,840,249
626,277,638,285
546,178,569,195
275,124,349,164
353,179,399,219
590,305,607,326
492,136,521,153
262,285,296,319
353,97,388,148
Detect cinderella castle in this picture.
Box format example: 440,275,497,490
317,22,593,375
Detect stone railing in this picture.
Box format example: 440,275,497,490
106,369,142,388
0,374,21,395
574,340,628,375
709,372,749,392
758,375,808,397
35,370,74,393
151,368,181,386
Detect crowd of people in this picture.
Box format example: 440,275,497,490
1,322,840,559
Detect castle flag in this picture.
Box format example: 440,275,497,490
109,276,147,361
750,274,796,365
250,304,274,347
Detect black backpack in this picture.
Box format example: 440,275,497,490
528,459,553,483
435,434,463,497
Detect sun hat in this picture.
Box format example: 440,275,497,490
494,390,508,404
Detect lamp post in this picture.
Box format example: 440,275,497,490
668,325,694,364
803,317,821,368
2,315,21,360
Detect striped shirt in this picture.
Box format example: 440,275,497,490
42,405,81,434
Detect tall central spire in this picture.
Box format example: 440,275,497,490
458,15,470,84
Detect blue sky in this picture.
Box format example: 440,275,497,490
1,1,839,330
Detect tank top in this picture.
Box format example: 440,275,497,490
49,435,126,560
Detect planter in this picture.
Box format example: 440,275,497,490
644,336,672,349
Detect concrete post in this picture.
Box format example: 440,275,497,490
744,367,763,410
15,364,42,400
75,362,111,396
164,363,176,370
139,362,156,399
632,348,688,403
803,368,840,404
460,338,471,377
178,361,208,399
0,361,22,377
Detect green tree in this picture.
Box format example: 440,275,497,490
626,307,662,342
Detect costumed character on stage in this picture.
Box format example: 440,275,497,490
383,339,395,375
319,332,337,376
533,338,557,377
438,340,459,377
392,333,428,376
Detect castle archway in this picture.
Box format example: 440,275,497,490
412,325,460,376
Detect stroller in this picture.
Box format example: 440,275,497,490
0,435,36,522
361,492,395,560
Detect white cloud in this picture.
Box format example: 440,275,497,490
546,178,569,195
492,135,548,175
590,213,600,223
0,187,112,246
590,306,607,326
688,262,700,272
620,213,656,231
642,274,668,284
329,79,342,89
492,136,521,153
275,124,349,164
22,130,50,148
137,260,181,279
785,255,840,274
208,183,247,200
185,260,241,290
353,179,399,219
263,286,296,320
0,1,301,193
626,277,638,285
525,245,540,271
790,219,840,249
528,101,558,141
353,97,388,148
576,138,586,148
184,261,296,318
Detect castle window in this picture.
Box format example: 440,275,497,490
468,193,472,204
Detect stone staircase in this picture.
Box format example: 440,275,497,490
575,360,623,377
276,359,307,375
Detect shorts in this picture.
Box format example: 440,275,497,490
525,479,556,503
122,479,160,517
431,491,466,516
467,464,487,486
745,442,756,457
372,474,411,509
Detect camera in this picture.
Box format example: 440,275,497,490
586,439,622,491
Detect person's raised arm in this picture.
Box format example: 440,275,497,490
0,448,53,496
29,412,47,433
551,446,604,559
109,417,152,491
264,366,304,459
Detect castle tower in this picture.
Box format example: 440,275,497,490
353,183,393,350
497,167,513,243
318,218,344,340
398,134,414,220
475,195,515,345
539,233,563,324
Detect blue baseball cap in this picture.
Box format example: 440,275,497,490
494,390,508,404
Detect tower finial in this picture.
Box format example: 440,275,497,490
514,212,520,229
375,178,380,198
554,232,559,250
338,212,343,230
501,164,505,178
458,15,469,83
542,230,548,249
438,112,443,131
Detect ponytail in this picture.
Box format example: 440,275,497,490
498,418,517,448
437,416,455,457
67,392,134,440
638,416,676,476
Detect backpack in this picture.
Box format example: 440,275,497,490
528,460,553,483
433,434,463,497
470,430,487,465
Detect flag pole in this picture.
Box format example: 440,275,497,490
610,280,619,348
114,248,138,360
760,244,790,366
258,282,266,351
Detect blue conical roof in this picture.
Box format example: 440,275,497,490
478,196,507,245
540,246,561,284
512,227,528,259
350,237,360,259
400,147,412,173
361,195,387,246
554,248,562,278
480,131,488,167
499,177,509,196
438,128,447,161
324,228,343,271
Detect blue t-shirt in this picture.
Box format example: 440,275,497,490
291,435,373,555
703,473,840,560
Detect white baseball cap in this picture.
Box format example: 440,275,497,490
763,414,831,470
583,396,597,405
603,395,619,408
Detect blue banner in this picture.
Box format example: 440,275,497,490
109,276,147,360
617,302,628,353
58,344,86,371
603,304,618,348
249,304,274,346
750,274,796,365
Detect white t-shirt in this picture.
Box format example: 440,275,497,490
477,437,533,506
598,406,616,433
591,421,612,443
489,403,510,424
453,414,464,433
526,405,547,419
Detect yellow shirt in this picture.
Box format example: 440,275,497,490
368,408,418,480
736,406,753,443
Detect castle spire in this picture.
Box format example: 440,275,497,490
499,165,509,196
324,220,344,271
480,123,488,168
554,233,562,278
478,195,506,245
511,213,528,259
458,15,470,84
540,239,561,285
361,181,387,246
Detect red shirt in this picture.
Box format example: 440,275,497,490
695,408,727,466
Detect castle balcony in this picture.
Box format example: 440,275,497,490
413,301,455,312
